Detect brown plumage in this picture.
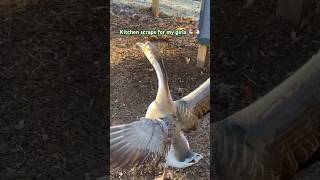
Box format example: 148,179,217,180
213,49,320,180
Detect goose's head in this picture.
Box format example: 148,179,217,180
135,41,162,66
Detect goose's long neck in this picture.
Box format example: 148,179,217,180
152,58,173,104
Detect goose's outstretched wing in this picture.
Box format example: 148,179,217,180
213,50,320,180
213,119,283,180
110,118,169,169
178,78,210,119
213,107,320,180
174,78,210,131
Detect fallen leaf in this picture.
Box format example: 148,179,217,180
185,57,191,64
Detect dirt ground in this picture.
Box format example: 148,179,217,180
212,0,320,177
0,1,107,179
113,0,202,21
110,3,210,180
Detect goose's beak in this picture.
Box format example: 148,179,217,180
135,42,145,49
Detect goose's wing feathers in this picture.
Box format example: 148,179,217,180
214,52,320,179
213,120,282,180
178,78,210,119
110,118,168,168
214,108,320,180
266,105,320,178
291,161,320,180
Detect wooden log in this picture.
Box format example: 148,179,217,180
196,44,208,68
151,0,160,17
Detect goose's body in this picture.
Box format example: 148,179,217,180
110,77,210,169
213,50,320,180
145,84,209,168
144,84,210,167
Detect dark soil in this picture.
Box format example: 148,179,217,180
213,0,320,178
110,3,210,180
0,1,107,179
213,0,320,119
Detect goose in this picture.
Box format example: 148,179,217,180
213,50,320,180
110,41,210,179
136,41,210,177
